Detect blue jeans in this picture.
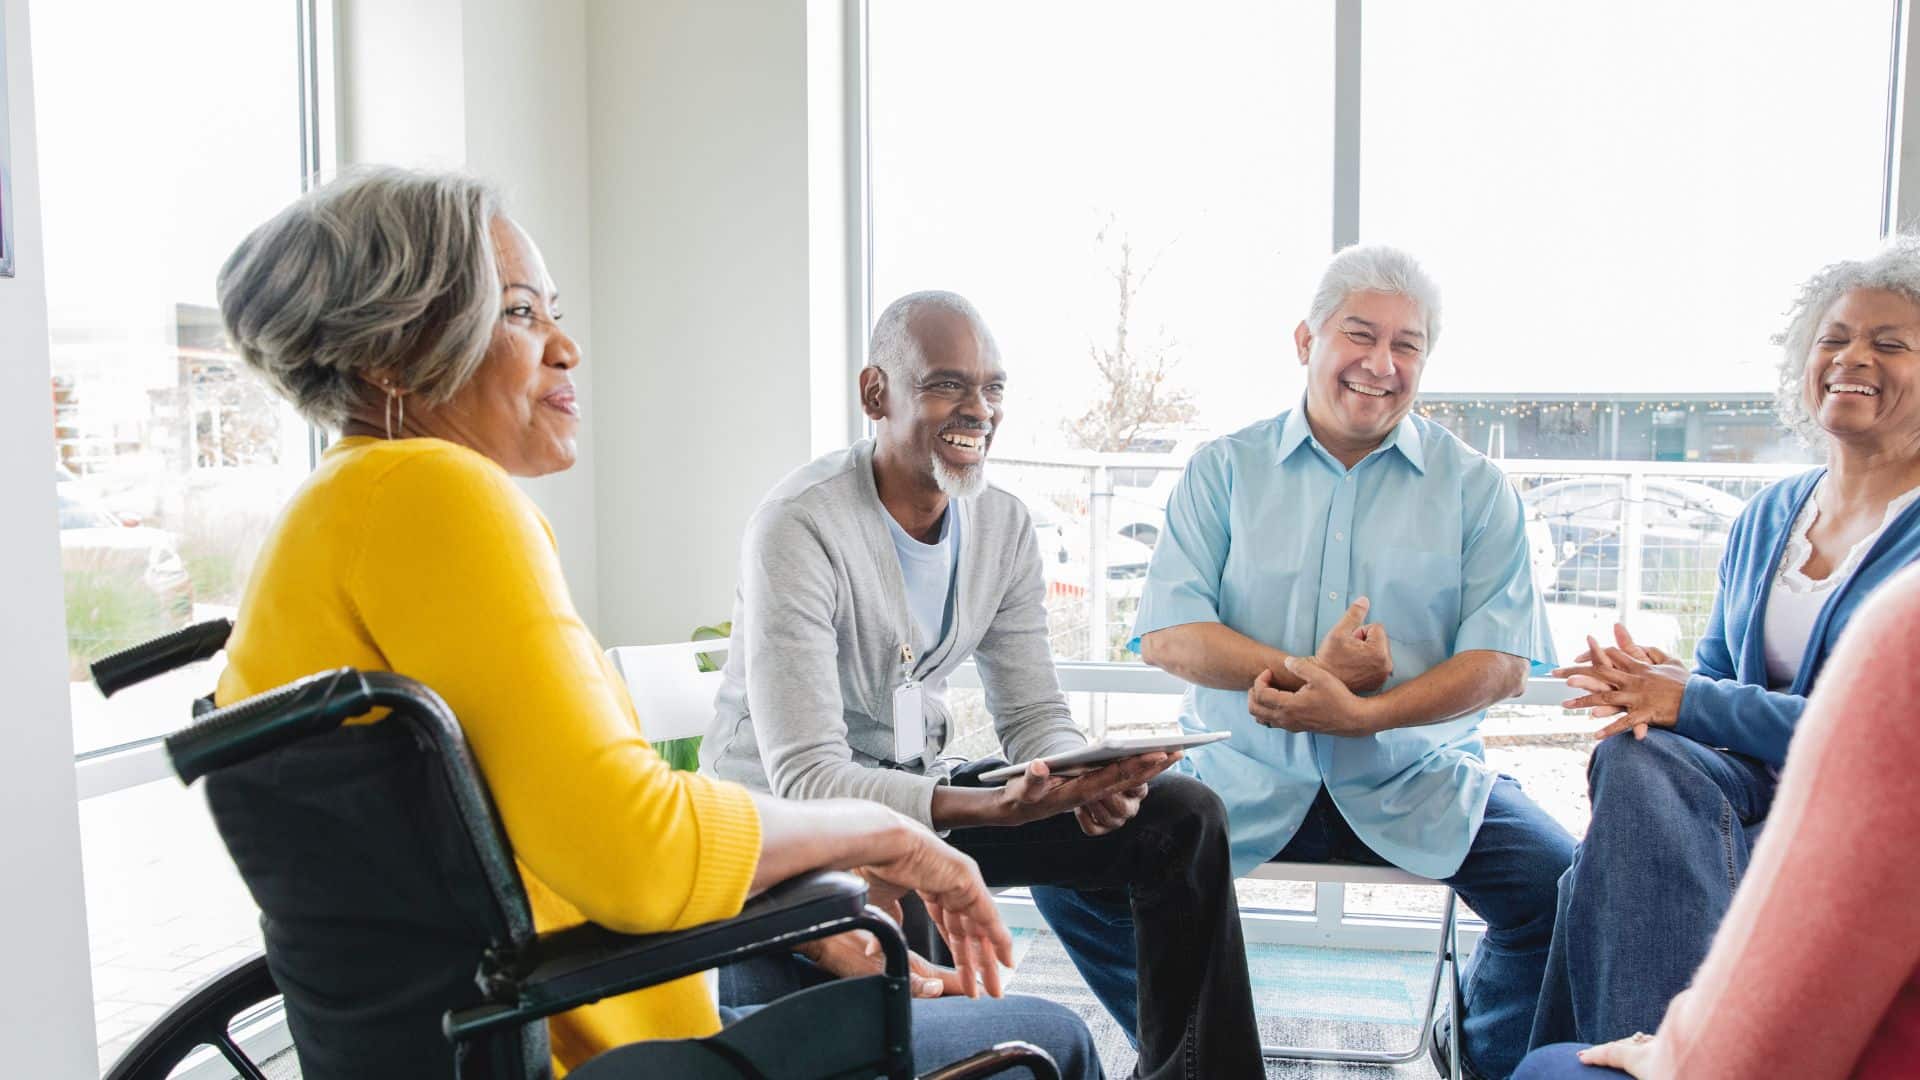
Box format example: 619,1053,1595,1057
1512,1043,1629,1078
708,991,1102,1079
1032,777,1573,1080
1528,729,1775,1049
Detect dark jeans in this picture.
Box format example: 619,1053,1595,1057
1512,1043,1629,1078
1033,777,1574,1080
1529,729,1776,1049
722,768,1262,1080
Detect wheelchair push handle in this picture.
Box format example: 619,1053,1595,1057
166,667,375,785
90,618,234,698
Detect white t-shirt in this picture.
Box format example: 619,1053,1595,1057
1762,482,1920,687
885,504,960,657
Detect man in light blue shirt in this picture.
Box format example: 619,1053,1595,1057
1032,246,1575,1080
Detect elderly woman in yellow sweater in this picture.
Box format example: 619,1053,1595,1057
211,167,1100,1078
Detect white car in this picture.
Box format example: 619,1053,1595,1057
1522,476,1745,608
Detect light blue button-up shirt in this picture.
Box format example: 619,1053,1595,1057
1132,407,1554,879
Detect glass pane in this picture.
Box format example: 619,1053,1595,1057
1362,0,1890,666
870,0,1336,663
32,0,312,753
83,779,262,1073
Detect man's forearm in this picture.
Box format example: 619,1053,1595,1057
929,784,1015,831
1140,622,1303,691
1360,650,1526,732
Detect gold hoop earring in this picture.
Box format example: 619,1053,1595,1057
383,382,405,440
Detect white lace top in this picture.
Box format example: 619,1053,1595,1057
1762,481,1920,687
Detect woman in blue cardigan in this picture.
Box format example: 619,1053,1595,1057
1527,238,1920,1059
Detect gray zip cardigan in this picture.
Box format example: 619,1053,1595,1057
701,439,1088,827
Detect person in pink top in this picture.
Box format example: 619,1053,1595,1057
1515,560,1920,1078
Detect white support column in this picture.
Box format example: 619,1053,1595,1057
0,1,103,1070
1330,0,1362,250
1885,0,1914,234
1620,470,1647,623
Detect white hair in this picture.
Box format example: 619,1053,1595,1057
217,166,503,429
1774,235,1920,445
867,290,1000,382
1306,244,1443,353
933,456,988,498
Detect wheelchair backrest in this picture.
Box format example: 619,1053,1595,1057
199,697,551,1080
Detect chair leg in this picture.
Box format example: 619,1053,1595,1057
1445,892,1463,1079
1259,888,1456,1065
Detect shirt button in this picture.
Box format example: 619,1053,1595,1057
1328,591,1338,600
1335,531,1345,541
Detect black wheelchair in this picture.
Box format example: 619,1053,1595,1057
92,620,1060,1080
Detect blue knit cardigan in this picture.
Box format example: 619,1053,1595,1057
1677,468,1920,768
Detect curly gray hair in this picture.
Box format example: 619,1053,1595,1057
1307,243,1443,354
1774,235,1920,445
216,167,503,429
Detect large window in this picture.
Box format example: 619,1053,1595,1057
869,2,1898,919
33,0,328,1066
870,0,1893,674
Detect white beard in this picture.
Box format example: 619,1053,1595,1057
932,452,987,499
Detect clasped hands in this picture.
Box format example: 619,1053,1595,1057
1247,596,1393,735
1555,623,1689,741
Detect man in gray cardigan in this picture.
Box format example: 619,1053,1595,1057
703,291,1262,1079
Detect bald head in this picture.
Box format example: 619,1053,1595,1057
868,290,1000,383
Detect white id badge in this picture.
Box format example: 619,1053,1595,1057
892,680,927,766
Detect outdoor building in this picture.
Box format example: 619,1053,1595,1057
1415,393,1815,464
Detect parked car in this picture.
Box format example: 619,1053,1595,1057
1521,476,1745,608
58,478,194,668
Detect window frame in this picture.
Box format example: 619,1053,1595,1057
71,0,336,803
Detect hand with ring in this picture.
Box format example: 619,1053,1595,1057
1577,1029,1663,1078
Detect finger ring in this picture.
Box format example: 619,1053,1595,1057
1629,1031,1653,1044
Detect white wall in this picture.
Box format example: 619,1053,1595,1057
334,0,860,646
460,0,600,630
335,0,601,629
584,0,857,647
0,0,106,1072
336,0,467,169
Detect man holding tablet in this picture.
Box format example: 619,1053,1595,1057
702,290,1263,1078
1033,246,1575,1080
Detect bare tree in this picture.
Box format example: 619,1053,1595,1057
1064,221,1197,452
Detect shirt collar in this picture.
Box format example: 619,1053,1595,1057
1276,400,1427,475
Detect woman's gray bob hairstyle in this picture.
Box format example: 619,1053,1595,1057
1775,234,1920,443
216,167,503,429
1306,243,1443,353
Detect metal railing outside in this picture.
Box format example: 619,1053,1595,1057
993,452,1804,672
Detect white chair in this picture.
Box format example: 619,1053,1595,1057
605,637,732,999
1243,860,1461,1069
605,637,730,743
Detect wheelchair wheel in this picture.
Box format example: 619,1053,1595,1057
105,952,282,1080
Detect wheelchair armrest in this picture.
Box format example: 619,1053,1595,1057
445,869,901,1044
